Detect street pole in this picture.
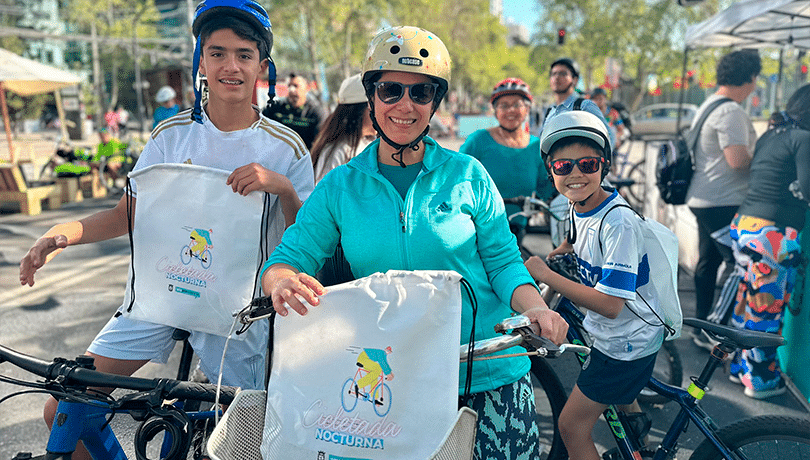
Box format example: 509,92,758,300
133,20,145,137
91,21,103,134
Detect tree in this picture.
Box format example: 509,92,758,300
63,0,159,125
534,0,719,109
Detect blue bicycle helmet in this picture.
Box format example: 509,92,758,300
190,0,276,123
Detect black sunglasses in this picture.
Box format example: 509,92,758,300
549,156,604,176
373,81,439,105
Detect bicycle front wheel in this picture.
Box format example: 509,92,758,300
529,355,569,460
689,415,810,460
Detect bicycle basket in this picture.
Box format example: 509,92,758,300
207,390,265,460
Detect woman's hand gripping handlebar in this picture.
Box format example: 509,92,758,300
460,315,590,362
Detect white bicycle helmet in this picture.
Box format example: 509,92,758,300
155,86,176,104
540,110,612,178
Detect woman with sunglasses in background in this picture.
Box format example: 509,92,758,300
460,78,555,244
260,26,568,459
726,83,810,400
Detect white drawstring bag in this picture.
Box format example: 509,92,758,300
123,163,268,338
262,270,463,460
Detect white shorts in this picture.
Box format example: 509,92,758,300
88,313,268,390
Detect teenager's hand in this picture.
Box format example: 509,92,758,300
521,306,568,345
19,235,68,287
227,163,293,197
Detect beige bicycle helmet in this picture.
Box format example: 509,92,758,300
361,26,451,105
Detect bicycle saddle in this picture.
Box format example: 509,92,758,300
683,318,785,350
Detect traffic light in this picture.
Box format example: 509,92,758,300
557,28,566,45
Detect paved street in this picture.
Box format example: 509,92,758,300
0,158,808,458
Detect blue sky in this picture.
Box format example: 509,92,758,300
501,0,541,34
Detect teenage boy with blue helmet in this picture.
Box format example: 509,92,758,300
526,110,663,460
19,2,313,458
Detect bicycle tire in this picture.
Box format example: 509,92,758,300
638,340,683,405
689,415,810,460
623,160,646,211
528,355,569,460
372,382,392,417
341,377,360,412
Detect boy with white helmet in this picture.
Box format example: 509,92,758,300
526,110,664,460
19,1,313,457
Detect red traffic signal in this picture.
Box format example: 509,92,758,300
557,28,566,45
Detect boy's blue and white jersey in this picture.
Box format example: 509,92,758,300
573,190,663,360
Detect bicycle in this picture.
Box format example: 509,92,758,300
180,244,213,269
505,195,568,255
605,127,646,212
466,314,810,460
340,365,393,417
0,340,235,460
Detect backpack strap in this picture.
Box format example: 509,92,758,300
686,97,734,153
573,97,585,111
597,204,642,253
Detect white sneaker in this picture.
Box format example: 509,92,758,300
728,373,742,385
692,330,719,352
744,384,787,399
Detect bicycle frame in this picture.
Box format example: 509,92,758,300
44,393,221,459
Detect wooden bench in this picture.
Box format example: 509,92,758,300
0,163,61,215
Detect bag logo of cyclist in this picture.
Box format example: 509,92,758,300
302,345,401,452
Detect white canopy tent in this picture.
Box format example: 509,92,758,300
0,47,82,163
685,0,810,50
676,0,810,116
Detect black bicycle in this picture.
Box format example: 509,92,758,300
463,315,810,460
0,330,220,460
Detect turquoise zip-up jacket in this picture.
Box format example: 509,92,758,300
263,136,536,394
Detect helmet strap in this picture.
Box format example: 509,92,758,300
191,38,203,124
266,57,277,101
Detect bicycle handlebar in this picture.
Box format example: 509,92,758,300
459,316,590,362
504,195,566,222
0,344,236,405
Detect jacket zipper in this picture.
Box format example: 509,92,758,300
399,211,406,233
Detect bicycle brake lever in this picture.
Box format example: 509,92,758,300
515,329,562,357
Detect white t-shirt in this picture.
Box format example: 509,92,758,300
573,191,664,360
128,105,315,298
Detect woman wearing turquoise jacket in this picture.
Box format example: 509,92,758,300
460,78,555,242
261,26,567,460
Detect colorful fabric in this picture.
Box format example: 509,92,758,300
729,214,801,391
460,373,540,460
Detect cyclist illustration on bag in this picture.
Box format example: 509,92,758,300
180,227,213,269
341,346,394,417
